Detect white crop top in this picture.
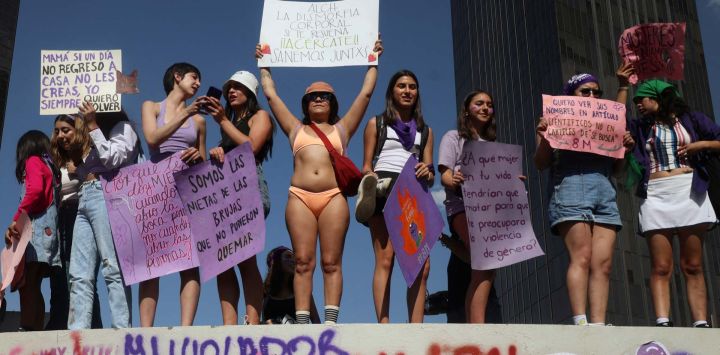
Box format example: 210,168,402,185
374,127,422,173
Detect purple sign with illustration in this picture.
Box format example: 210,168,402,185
101,153,198,285
174,143,265,282
460,141,544,270
383,156,443,287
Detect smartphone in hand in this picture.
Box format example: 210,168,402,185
199,86,223,114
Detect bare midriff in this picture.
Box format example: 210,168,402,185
649,167,693,180
290,145,338,191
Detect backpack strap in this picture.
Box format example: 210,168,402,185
372,114,387,168
418,124,430,162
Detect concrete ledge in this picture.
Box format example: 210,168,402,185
0,323,717,355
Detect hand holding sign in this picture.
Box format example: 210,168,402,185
383,156,443,287
618,23,686,81
541,95,627,159
258,0,379,67
40,50,122,115
459,142,543,270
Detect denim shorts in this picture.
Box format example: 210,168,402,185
548,172,621,233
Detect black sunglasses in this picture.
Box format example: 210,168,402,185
306,92,333,102
579,88,603,97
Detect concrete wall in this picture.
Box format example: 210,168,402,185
0,324,716,355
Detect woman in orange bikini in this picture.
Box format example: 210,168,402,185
256,39,382,324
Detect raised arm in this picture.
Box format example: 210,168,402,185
256,45,298,137
340,40,383,139
141,99,203,149
78,101,138,169
534,117,553,170
614,61,634,105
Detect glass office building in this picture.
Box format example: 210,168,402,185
450,0,718,326
0,0,20,147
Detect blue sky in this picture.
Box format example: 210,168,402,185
2,0,719,326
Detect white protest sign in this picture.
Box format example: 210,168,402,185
40,50,122,115
258,0,379,67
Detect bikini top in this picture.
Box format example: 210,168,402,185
291,124,345,156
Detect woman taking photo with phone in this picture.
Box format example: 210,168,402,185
203,70,273,325
139,62,206,327
355,69,434,323
628,79,717,328
256,39,382,324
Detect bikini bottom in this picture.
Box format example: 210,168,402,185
288,186,342,218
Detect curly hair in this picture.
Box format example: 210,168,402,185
457,90,496,142
50,114,92,167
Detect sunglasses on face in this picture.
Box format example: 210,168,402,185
579,88,603,97
306,92,333,102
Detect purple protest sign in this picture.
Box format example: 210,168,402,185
174,143,265,282
101,153,198,285
383,156,444,287
460,141,544,270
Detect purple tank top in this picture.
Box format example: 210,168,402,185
150,100,197,160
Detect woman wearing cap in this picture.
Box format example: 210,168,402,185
534,65,634,326
628,79,718,328
255,39,382,324
203,70,274,325
261,246,320,324
139,62,206,327
355,70,434,323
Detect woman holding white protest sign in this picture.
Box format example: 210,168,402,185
139,62,206,327
203,70,274,325
534,68,634,326
356,69,434,323
438,90,496,323
256,39,382,324
68,102,142,329
628,79,718,328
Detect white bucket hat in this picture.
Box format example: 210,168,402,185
223,71,259,99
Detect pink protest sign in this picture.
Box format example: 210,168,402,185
1,212,32,293
101,153,198,285
619,22,686,82
460,141,543,270
541,95,626,159
383,156,444,287
174,143,265,282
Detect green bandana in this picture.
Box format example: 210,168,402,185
633,79,680,101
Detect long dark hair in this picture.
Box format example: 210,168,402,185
655,87,691,125
301,93,340,125
381,70,426,130
220,89,274,161
457,90,496,141
96,110,131,138
16,130,56,183
263,248,294,297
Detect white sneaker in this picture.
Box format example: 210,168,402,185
376,178,392,197
355,174,377,223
